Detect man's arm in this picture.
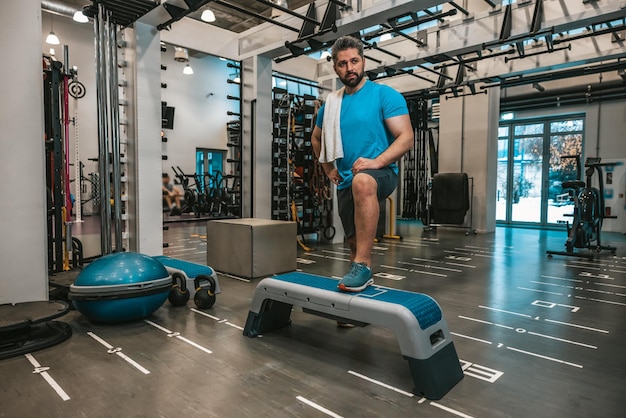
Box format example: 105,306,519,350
311,125,343,185
351,114,414,173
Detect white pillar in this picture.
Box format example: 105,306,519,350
126,22,163,255
0,1,48,303
439,87,500,232
242,55,273,219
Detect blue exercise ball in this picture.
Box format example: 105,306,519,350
69,252,171,323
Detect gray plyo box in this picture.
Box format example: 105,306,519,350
206,218,297,279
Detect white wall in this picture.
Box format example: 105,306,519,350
1,0,48,304
160,45,240,180
41,12,99,214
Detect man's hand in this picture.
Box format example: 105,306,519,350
352,157,383,174
324,166,343,185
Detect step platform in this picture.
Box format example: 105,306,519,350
0,301,72,360
243,272,463,400
153,256,221,297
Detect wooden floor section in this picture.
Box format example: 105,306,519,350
2,221,626,417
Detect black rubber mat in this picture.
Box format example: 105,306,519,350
0,301,70,333
0,321,72,361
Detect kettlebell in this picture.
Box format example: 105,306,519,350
168,272,190,306
193,274,217,309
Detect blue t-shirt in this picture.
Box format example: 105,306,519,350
316,80,408,189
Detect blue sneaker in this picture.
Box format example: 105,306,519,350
338,262,374,292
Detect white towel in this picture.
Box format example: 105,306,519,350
319,87,345,163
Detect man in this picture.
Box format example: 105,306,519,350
162,173,182,216
311,36,414,292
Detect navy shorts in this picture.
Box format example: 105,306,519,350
337,167,398,239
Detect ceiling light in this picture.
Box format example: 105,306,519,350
379,33,393,42
183,64,194,75
201,9,216,22
234,76,241,83
49,48,56,56
320,51,331,61
46,31,60,45
73,11,89,23
174,47,189,62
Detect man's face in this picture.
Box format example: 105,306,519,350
162,176,169,186
333,48,365,88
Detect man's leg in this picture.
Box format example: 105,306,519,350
164,195,172,209
351,173,379,267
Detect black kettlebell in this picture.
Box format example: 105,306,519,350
193,274,217,309
168,272,190,306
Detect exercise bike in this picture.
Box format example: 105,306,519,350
547,156,617,259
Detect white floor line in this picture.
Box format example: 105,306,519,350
540,275,583,283
450,332,493,345
574,295,626,307
219,273,251,282
87,332,151,374
526,331,597,349
506,346,583,369
430,402,475,418
190,308,220,321
226,322,244,330
518,287,563,296
144,319,213,354
296,396,343,418
543,318,609,334
478,305,532,318
347,370,414,397
24,353,70,401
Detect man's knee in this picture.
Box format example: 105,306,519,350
352,173,377,199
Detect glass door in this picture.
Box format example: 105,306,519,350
497,116,584,226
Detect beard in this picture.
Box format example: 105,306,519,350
340,70,364,88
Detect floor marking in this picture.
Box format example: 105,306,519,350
347,370,414,397
445,262,477,269
374,272,405,281
543,318,609,334
408,259,463,272
505,346,583,368
219,272,251,282
296,396,343,418
144,320,213,354
574,295,626,307
459,360,504,383
594,282,626,289
412,257,442,264
418,397,427,404
296,258,316,264
531,300,580,312
458,315,514,330
323,249,383,256
530,280,573,289
461,315,596,348
526,331,597,349
450,332,493,345
190,308,244,330
87,332,151,374
518,287,563,296
306,253,350,262
479,306,532,318
565,264,601,271
580,272,614,280
190,308,220,321
540,275,583,283
24,353,70,401
380,264,409,272
411,269,448,277
608,269,626,274
430,402,475,418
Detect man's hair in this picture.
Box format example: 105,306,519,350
162,173,169,178
331,35,364,63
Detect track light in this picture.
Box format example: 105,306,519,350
201,9,216,22
183,64,194,75
73,11,89,23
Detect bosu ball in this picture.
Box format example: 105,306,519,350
69,252,171,323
